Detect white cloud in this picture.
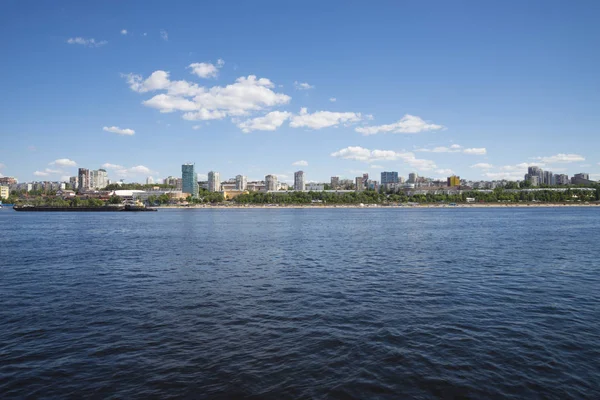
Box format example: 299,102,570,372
417,145,461,153
67,37,107,47
355,114,444,135
102,163,155,178
484,172,525,181
160,29,168,41
237,111,291,133
0,163,5,170
356,114,444,135
34,168,62,177
436,169,454,175
463,147,487,155
329,97,337,102
102,163,124,170
188,60,225,79
534,153,585,163
120,29,128,35
416,144,486,155
507,162,541,171
129,165,152,174
125,71,291,121
192,125,201,130
145,94,198,113
103,126,135,136
292,160,308,166
330,146,436,171
294,81,314,90
50,158,77,167
370,165,384,169
471,163,494,169
289,108,362,129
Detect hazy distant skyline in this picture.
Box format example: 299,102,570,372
1,1,599,184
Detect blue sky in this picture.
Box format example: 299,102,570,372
1,0,599,184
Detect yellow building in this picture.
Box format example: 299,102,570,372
0,186,9,200
447,175,460,187
223,190,248,200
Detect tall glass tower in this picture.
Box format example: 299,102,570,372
181,163,198,198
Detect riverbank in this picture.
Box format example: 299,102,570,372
156,202,600,209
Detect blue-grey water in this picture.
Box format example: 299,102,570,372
1,208,599,399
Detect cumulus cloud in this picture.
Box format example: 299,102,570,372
329,97,337,102
102,163,155,178
50,158,77,167
330,146,436,171
471,163,494,169
124,71,291,121
355,114,444,135
120,29,128,35
101,163,124,170
67,37,107,47
34,168,62,177
237,111,291,133
416,144,486,155
463,148,487,155
103,126,135,136
294,81,314,90
292,160,309,166
534,153,585,163
289,108,362,129
160,29,168,41
484,172,525,181
436,169,454,175
188,59,225,79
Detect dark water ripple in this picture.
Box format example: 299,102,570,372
1,208,599,399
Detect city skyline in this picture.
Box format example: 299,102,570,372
1,2,600,184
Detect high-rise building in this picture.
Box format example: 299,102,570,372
181,163,198,197
208,171,221,192
574,173,589,180
89,169,108,189
408,172,418,184
69,176,78,190
355,177,365,191
381,171,399,185
78,168,90,192
554,174,569,185
447,175,461,187
362,173,369,188
235,175,247,191
0,186,9,200
543,170,553,185
530,175,540,186
0,177,17,186
164,176,178,187
146,176,154,185
330,176,340,189
294,171,305,191
265,174,278,191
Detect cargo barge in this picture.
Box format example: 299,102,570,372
13,205,157,212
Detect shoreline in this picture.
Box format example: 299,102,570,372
155,203,600,209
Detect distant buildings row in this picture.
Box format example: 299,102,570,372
524,166,594,186
0,164,596,201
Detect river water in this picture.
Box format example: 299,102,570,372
1,208,599,398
